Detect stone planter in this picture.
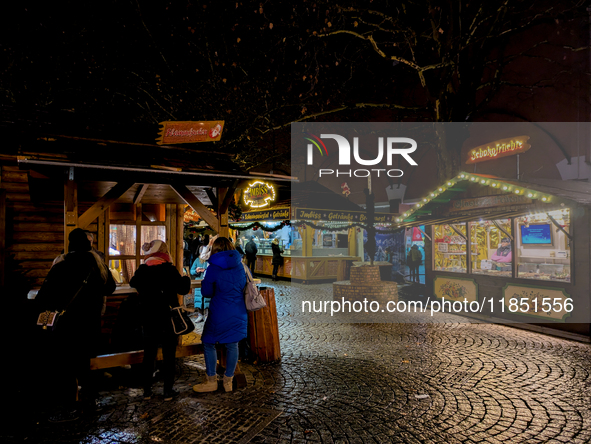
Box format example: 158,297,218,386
333,265,398,305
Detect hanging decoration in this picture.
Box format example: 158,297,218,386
229,220,291,232
341,182,351,197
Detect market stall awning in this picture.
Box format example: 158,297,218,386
396,172,591,228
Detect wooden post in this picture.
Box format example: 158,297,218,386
0,189,5,287
303,225,314,257
135,203,142,270
217,187,229,238
348,228,357,256
64,167,78,253
176,204,184,275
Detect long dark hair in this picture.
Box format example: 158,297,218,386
210,237,235,256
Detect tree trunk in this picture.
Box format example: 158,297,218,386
434,123,471,182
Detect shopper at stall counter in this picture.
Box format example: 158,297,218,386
245,235,258,275
492,237,512,263
271,238,283,281
130,240,191,401
35,228,116,422
193,237,247,393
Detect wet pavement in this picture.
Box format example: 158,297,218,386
4,280,591,443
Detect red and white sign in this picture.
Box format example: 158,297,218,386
156,121,224,145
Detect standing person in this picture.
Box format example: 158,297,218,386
235,238,245,258
407,244,422,283
193,237,247,393
271,238,283,281
35,228,116,422
245,235,258,276
190,253,209,322
130,240,191,401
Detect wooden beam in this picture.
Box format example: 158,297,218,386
78,182,134,229
205,188,218,207
219,180,239,214
133,184,149,205
170,184,219,233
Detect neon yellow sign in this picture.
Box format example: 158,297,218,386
243,181,276,209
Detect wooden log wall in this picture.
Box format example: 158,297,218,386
1,164,99,289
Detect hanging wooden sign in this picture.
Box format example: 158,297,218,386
466,136,530,164
156,121,224,145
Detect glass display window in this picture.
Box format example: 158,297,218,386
516,209,571,282
107,204,167,285
433,223,467,273
470,218,512,278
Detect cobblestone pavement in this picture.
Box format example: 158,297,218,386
5,280,591,443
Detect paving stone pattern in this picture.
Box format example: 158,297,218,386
9,280,591,443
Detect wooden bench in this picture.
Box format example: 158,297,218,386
90,344,247,388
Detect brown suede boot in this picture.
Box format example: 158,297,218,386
223,375,234,392
193,375,218,393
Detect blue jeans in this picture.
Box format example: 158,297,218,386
203,342,239,377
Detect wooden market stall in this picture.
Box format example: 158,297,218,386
396,172,591,339
235,181,397,282
0,133,293,367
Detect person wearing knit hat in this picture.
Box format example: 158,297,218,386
492,237,512,263
130,239,191,401
35,228,116,422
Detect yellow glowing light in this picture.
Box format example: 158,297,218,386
243,181,276,209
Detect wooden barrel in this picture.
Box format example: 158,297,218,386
247,287,281,363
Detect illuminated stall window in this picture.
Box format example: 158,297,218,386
433,223,467,273
107,204,167,284
469,218,512,278
515,209,571,282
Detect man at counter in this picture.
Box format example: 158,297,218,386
245,236,258,276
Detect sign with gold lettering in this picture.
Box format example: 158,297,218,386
450,194,531,212
156,121,224,145
466,136,530,164
292,208,398,223
241,207,290,221
243,181,276,209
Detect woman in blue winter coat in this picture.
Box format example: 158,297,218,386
193,237,247,393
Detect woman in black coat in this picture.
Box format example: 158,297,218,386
271,238,283,281
130,240,191,401
36,228,116,420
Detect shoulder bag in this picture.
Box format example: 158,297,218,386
170,305,196,335
242,263,266,312
36,270,92,331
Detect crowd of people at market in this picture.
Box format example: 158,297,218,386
35,228,278,423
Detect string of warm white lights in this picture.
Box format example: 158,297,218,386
397,172,555,222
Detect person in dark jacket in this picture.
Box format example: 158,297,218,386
244,235,258,276
130,240,191,401
271,238,283,281
36,228,116,421
193,237,247,393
